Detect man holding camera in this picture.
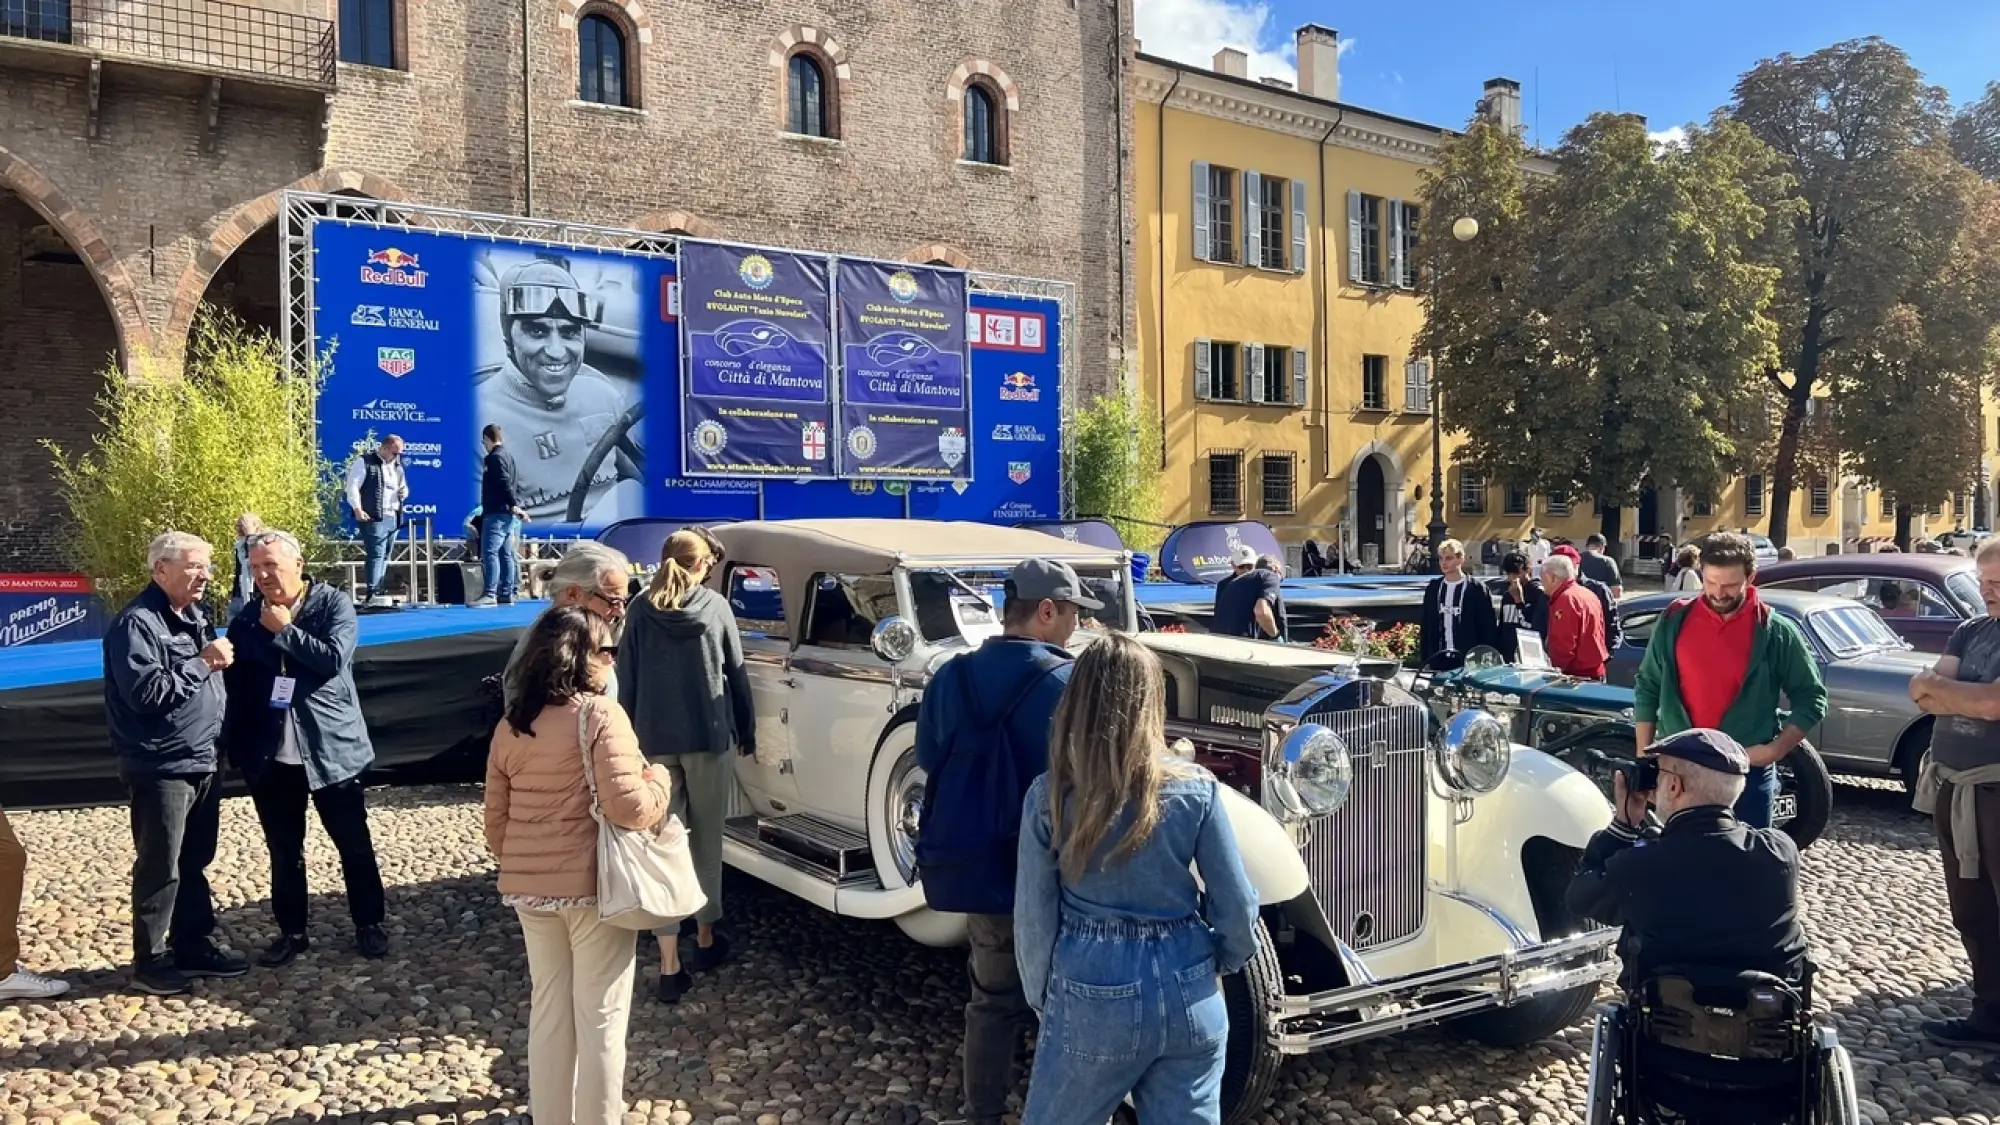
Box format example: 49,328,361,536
1567,728,1806,986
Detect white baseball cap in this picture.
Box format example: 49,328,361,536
1229,544,1258,567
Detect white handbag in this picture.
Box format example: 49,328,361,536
576,700,708,931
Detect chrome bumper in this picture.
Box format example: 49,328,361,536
1270,928,1621,1052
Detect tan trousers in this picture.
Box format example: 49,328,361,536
0,806,23,970
516,905,638,1125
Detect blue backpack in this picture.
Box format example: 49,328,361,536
915,659,1060,915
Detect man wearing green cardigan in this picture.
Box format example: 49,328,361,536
1633,533,1828,829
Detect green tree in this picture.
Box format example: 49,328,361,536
1419,113,1784,545
1069,382,1164,554
44,312,337,608
1835,177,2000,547
1954,81,2000,181
1730,37,1965,547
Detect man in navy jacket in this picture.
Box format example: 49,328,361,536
103,531,249,995
222,530,388,966
915,558,1096,1125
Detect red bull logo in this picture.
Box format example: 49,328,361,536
361,248,427,288
999,371,1040,402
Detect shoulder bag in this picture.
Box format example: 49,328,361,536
576,698,708,930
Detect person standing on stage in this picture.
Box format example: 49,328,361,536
475,424,529,607
345,435,409,608
222,529,391,966
104,531,249,995
1418,539,1499,670
229,513,264,619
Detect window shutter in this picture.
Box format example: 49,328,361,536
1420,359,1432,412
1388,200,1406,291
1192,162,1211,262
1247,344,1267,403
1243,170,1262,266
1290,178,1308,274
1346,189,1364,282
1291,347,1308,407
1404,358,1419,409
1194,338,1213,400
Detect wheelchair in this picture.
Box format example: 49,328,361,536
1584,961,1860,1124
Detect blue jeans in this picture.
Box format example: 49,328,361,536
1021,916,1227,1125
1736,763,1778,829
480,514,519,601
358,518,398,596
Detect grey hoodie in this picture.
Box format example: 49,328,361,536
616,584,756,757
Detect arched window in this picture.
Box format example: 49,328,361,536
963,83,1001,165
578,14,628,107
788,52,829,137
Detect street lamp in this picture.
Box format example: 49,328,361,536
1426,215,1481,571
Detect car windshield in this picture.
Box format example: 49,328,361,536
1807,604,1907,659
1946,569,1983,617
1750,534,1774,551
908,564,1131,645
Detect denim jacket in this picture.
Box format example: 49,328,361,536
1014,766,1260,1013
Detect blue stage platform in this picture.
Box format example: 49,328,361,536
0,601,546,693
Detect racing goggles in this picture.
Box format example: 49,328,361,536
504,284,604,324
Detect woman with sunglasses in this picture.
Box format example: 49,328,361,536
617,529,756,1002
1014,632,1259,1123
485,606,670,1125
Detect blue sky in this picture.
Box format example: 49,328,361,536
1135,0,1999,144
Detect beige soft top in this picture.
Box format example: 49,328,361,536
711,519,1129,635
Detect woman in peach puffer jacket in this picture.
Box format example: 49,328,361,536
485,605,670,1125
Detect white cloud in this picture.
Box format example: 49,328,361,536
1648,125,1690,151
1135,0,1308,85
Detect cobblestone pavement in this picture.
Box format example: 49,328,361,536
1,778,1993,1125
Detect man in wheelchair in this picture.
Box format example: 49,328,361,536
1566,729,1856,1123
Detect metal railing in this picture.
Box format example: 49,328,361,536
1,0,336,89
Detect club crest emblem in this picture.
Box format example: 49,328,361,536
937,427,968,469
692,421,728,456
739,253,775,290
887,270,920,303
847,426,878,461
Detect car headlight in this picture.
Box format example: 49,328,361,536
1269,723,1353,822
1435,708,1512,796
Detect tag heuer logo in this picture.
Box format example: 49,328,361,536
376,347,417,378
1008,461,1032,484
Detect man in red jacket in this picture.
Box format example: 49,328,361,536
1542,554,1609,679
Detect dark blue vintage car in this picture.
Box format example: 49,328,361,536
1411,650,1836,849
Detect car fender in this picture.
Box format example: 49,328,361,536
1446,747,1612,942
1214,783,1311,905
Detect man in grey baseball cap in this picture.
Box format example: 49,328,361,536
914,555,1095,1125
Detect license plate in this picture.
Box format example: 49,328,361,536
1774,793,1798,822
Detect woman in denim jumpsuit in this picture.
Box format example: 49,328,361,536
1014,633,1260,1124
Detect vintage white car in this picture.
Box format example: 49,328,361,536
701,519,1620,1123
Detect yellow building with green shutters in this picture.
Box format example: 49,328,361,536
1132,27,1984,566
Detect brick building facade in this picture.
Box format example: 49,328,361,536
0,0,1134,568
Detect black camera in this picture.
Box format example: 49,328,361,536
1614,755,1660,794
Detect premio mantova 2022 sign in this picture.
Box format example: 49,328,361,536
310,220,1062,534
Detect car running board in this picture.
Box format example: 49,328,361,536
724,814,876,887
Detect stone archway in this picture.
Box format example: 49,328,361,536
631,209,721,238
0,145,152,365
1345,441,1407,567
164,167,410,352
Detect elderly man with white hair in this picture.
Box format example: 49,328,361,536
221,529,390,967
1540,552,1609,679
503,542,633,708
103,530,249,995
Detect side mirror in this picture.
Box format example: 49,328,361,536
872,615,918,663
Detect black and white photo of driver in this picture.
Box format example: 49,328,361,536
474,251,645,525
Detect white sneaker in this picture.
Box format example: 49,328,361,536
469,596,498,608
367,595,395,609
0,967,70,1000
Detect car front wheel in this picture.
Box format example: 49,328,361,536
1220,919,1285,1125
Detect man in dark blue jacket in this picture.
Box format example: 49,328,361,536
103,531,249,995
915,557,1096,1125
223,529,389,966
474,424,527,607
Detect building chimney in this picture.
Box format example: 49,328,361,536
1296,24,1339,100
1480,78,1522,134
1213,47,1248,78
1259,76,1294,90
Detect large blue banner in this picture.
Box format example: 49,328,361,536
835,258,971,480
679,241,835,480
312,218,1062,533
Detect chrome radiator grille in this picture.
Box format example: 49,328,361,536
1292,701,1430,950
